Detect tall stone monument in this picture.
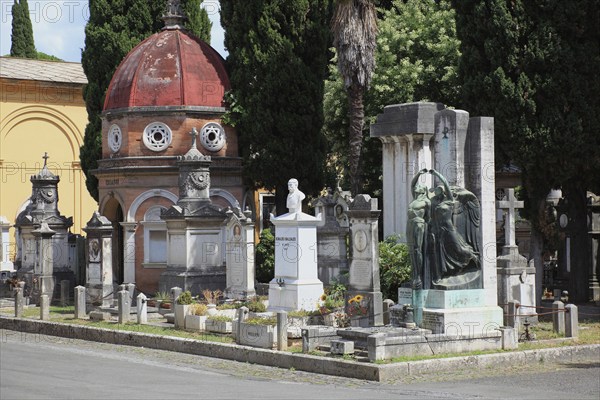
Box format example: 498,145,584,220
347,195,384,326
268,179,323,312
588,193,600,302
160,128,228,293
83,211,114,308
14,153,74,298
224,207,256,300
372,102,503,334
496,188,536,320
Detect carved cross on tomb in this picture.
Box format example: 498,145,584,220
497,188,524,247
42,152,49,167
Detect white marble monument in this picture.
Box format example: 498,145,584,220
268,179,324,312
225,207,256,300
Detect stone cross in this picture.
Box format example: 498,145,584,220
497,188,524,247
42,152,49,167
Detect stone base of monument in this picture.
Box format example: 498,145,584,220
267,279,324,312
86,284,113,308
159,266,225,295
225,287,256,301
432,270,482,290
365,327,504,362
415,289,503,335
346,290,384,327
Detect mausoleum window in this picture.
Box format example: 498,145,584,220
143,122,172,152
107,124,122,153
200,122,226,152
142,206,167,266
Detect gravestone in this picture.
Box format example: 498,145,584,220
83,212,114,308
346,195,383,327
224,207,256,300
268,179,324,312
497,188,537,321
313,187,350,285
160,128,228,294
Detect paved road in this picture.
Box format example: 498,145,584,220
1,331,598,399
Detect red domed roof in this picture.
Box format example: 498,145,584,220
103,29,230,111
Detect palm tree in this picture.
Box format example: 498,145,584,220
331,0,377,196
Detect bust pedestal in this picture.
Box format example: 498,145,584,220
268,211,323,312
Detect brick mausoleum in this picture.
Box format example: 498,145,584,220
94,12,245,294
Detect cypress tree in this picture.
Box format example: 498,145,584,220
182,0,212,43
10,0,36,58
221,1,332,214
80,0,212,200
454,0,600,302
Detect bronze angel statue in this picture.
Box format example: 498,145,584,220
407,169,482,290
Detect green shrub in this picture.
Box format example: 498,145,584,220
216,302,242,310
243,298,267,313
379,235,411,302
177,291,194,305
255,228,275,283
244,316,277,326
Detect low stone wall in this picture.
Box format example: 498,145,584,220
1,315,598,382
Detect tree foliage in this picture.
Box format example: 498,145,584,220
80,0,212,200
254,228,275,283
379,234,411,302
221,0,332,213
453,0,600,301
324,0,460,195
10,0,36,58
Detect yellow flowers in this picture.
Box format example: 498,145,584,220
348,294,364,304
320,293,327,301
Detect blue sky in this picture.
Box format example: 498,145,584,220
0,0,227,62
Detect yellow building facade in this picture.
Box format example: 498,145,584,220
0,57,97,260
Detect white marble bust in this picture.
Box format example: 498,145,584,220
286,178,305,214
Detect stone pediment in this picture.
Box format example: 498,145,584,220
43,215,73,226
162,203,226,219
85,211,111,228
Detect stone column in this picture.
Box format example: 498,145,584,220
565,304,578,338
83,212,114,308
370,102,443,239
32,222,56,301
588,196,600,301
552,300,565,335
346,195,383,327
40,294,50,320
137,293,147,324
14,287,24,317
74,286,87,319
120,222,137,285
118,289,130,324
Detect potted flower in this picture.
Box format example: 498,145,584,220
153,291,171,314
202,289,222,316
347,294,369,327
205,315,233,333
318,292,345,327
174,290,194,329
185,303,208,331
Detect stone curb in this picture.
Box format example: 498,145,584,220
1,316,598,382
